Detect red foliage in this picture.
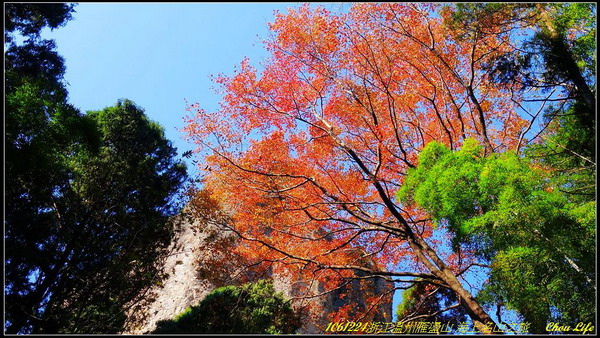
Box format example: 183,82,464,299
183,3,530,327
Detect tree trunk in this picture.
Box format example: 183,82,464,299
536,4,595,128
365,171,499,333
333,117,501,334
405,229,498,334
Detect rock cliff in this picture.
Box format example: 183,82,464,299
123,212,393,334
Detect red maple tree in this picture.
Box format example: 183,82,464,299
183,3,539,332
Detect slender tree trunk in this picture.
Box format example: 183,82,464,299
364,169,499,333
405,230,498,333
537,4,595,128
329,113,501,334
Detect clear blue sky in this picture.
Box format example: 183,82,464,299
41,3,329,175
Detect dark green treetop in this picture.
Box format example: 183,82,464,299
4,3,188,333
5,3,76,43
154,280,301,334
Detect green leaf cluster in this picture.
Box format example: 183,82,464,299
547,3,596,79
4,3,75,44
397,139,595,333
154,280,301,334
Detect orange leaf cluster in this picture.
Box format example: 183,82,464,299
183,3,532,320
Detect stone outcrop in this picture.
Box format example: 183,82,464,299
123,214,216,334
123,212,393,334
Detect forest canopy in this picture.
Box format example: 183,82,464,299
183,3,595,334
4,2,596,335
5,4,187,333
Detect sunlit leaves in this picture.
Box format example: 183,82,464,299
183,3,551,325
397,139,595,331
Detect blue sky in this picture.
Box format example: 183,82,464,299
41,3,325,175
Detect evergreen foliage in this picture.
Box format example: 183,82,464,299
153,280,300,334
398,139,595,333
5,4,187,333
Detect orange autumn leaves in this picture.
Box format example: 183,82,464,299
183,3,528,320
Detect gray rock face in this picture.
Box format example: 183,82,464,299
123,215,216,334
123,213,393,334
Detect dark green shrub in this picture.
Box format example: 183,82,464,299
154,280,300,334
